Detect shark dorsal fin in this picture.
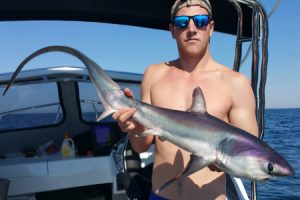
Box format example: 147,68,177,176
187,87,207,114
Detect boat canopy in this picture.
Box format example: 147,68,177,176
0,0,253,38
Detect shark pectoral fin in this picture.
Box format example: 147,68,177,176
135,129,156,138
155,154,210,194
97,109,117,121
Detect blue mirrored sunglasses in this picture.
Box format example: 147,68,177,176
173,15,210,29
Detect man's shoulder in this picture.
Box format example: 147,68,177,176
145,61,175,73
216,64,250,88
217,65,254,103
142,61,174,89
144,61,176,79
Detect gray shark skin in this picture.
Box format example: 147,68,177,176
3,46,294,193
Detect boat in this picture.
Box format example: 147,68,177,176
0,0,269,199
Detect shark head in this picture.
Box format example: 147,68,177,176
223,136,295,181
188,87,295,181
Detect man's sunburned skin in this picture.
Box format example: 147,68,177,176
148,60,234,199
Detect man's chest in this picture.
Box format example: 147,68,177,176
150,77,232,121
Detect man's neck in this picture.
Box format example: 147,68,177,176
178,52,212,73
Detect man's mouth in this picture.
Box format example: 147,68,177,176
185,38,199,42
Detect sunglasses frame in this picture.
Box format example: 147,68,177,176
172,15,211,29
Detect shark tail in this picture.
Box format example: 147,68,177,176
3,45,119,95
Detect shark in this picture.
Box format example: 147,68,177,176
3,46,294,193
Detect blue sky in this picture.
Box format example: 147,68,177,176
0,0,299,108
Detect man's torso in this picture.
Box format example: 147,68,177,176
148,61,236,200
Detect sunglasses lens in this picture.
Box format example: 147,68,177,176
173,15,209,29
193,15,209,28
174,16,189,29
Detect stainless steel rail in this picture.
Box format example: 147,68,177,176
230,0,244,72
227,0,269,200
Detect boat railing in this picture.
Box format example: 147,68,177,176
79,99,103,121
0,102,61,117
0,102,63,131
227,0,272,199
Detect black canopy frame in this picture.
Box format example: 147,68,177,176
0,0,253,38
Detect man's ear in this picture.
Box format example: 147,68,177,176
209,20,215,37
169,23,175,39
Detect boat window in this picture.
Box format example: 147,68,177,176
0,83,64,132
78,82,140,123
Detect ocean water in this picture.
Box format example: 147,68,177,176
244,108,300,200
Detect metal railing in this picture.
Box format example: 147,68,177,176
227,0,270,199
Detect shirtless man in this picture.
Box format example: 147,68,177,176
113,0,259,199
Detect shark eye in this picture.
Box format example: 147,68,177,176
268,163,274,174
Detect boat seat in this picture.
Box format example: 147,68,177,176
0,178,10,200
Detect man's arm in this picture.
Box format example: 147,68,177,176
229,73,259,137
112,66,155,153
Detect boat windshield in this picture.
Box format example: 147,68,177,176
0,82,64,131
78,81,141,122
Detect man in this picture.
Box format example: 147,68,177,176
113,0,259,199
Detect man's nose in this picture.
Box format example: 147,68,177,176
187,19,197,31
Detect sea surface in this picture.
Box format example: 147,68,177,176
244,108,300,200
0,109,299,199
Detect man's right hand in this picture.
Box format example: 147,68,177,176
112,88,145,135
